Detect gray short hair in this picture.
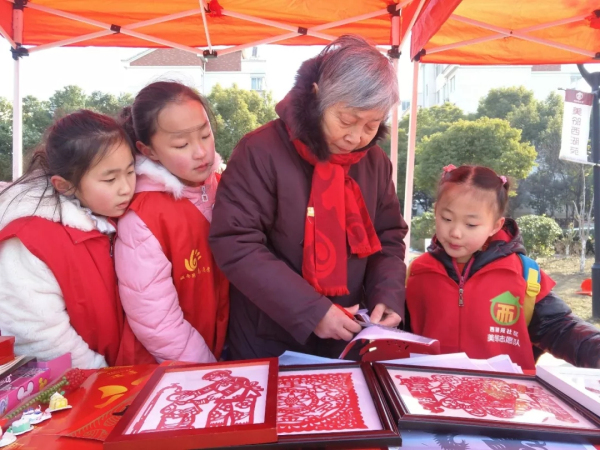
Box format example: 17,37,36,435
317,35,399,116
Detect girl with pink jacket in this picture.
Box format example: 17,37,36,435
115,82,229,364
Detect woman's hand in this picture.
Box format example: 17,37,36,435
314,304,362,341
370,303,402,327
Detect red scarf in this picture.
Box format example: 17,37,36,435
290,134,382,296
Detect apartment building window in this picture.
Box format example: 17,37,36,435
251,77,264,91
449,76,456,93
436,91,441,104
252,47,259,58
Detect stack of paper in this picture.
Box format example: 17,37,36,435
382,352,523,374
278,351,348,366
279,351,523,374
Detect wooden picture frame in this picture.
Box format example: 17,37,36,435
537,365,600,417
373,362,600,444
264,362,400,449
104,358,279,450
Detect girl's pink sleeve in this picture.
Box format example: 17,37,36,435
115,211,216,363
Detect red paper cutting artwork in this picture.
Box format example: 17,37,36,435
277,372,367,433
131,369,264,433
396,374,580,423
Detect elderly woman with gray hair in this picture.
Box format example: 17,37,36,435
209,35,408,360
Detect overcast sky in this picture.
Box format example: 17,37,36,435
0,40,414,103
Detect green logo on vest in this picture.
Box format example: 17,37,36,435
490,291,521,326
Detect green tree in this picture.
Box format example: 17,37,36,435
208,84,277,161
511,93,590,220
87,91,134,116
0,98,12,181
380,102,465,207
415,117,537,196
410,211,435,251
477,86,535,120
22,95,52,152
0,87,136,181
516,214,562,257
49,85,88,119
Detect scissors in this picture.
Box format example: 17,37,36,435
334,304,371,327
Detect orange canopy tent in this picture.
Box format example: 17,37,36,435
401,0,600,304
399,1,600,249
0,0,426,181
411,0,600,65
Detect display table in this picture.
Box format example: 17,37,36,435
1,364,597,450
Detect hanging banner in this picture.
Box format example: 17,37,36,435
559,89,593,164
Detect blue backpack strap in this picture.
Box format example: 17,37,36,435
518,254,541,326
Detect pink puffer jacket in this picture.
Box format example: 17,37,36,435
115,154,222,363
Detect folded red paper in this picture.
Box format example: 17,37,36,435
0,336,15,366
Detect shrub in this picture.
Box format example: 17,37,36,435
410,212,435,252
516,215,562,258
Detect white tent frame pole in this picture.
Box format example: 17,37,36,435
198,0,213,52
11,4,23,180
217,32,307,56
403,60,419,262
426,14,594,58
390,11,400,192
219,10,337,41
311,0,412,31
216,2,414,56
127,8,203,29
28,30,114,54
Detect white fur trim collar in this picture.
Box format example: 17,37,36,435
0,178,114,234
135,152,223,200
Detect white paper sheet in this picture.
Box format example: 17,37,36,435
278,351,347,366
384,353,480,370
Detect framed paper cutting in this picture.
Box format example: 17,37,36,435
272,362,400,449
373,363,600,444
104,358,278,450
537,365,600,417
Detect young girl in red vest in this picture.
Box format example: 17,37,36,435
116,81,228,364
406,164,600,371
0,110,136,369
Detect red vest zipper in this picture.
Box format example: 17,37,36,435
452,258,475,307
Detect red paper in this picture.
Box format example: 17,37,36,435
0,337,15,366
5,364,158,449
277,372,367,433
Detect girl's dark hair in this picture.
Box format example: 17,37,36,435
437,165,510,217
0,109,134,218
119,81,215,149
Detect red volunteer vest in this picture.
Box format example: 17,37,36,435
126,191,229,362
406,252,555,370
0,216,123,366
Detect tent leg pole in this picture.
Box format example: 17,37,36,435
390,57,399,193
579,65,600,317
403,60,419,263
389,12,400,193
12,3,24,181
12,56,22,181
